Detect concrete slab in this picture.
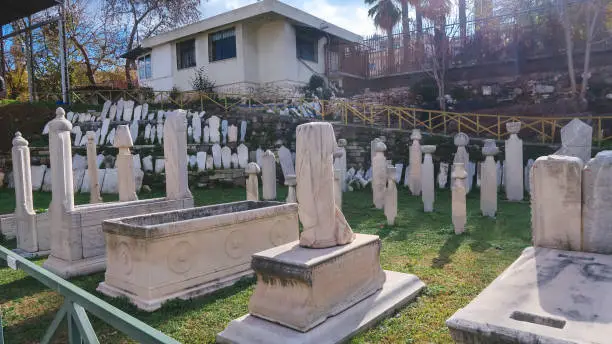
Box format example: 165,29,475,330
446,247,612,344
217,270,425,344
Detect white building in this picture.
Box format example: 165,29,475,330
125,0,361,95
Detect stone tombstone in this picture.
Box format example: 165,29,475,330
221,119,229,144
42,168,53,192
403,165,410,187
156,110,164,122
496,161,502,187
394,163,403,184
245,162,261,201
106,128,116,145
73,169,86,193
278,145,295,178
31,165,46,191
206,155,214,170
466,161,476,193
122,100,134,122
505,122,524,201
129,120,139,145
142,155,153,172
240,120,247,142
296,122,355,248
256,148,264,167
203,125,210,143
212,144,222,168
261,150,277,200
72,154,87,170
481,140,499,217
452,163,467,235
421,145,436,213
156,121,164,145
524,159,535,193
228,124,238,143
149,125,156,145
438,162,449,189
221,146,232,169
385,165,398,226
12,132,38,253
48,108,76,260
231,153,239,169
582,151,612,254
189,155,198,169
86,132,102,204
334,139,348,192
163,110,192,200
370,137,381,177
113,125,138,202
237,144,249,169
285,174,297,203
101,100,111,119
133,105,142,122
554,118,593,164
144,123,151,143
452,133,470,189
409,129,423,196
334,169,343,210
192,114,202,143
100,118,110,144
530,155,583,251
101,168,119,194
196,152,207,172
133,154,142,171
115,99,124,121
209,115,221,143
109,104,117,122
72,126,83,148
372,141,388,210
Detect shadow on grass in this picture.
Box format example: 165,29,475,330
0,275,49,303
432,233,466,268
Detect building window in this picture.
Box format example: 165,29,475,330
137,54,152,79
209,28,236,62
177,39,196,69
296,33,317,62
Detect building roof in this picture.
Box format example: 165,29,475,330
1,0,60,26
141,0,362,48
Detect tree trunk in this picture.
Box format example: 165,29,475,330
71,37,96,86
386,28,395,75
459,0,467,43
579,3,601,104
401,0,410,72
415,2,423,63
560,0,577,96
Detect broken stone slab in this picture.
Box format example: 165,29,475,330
554,118,593,164
446,246,612,344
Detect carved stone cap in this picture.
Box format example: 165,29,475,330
421,145,436,154
113,125,134,148
386,165,396,178
263,149,275,157
452,163,468,179
338,138,347,147
410,129,422,140
506,121,521,134
86,131,96,141
49,107,72,132
454,133,469,147
12,132,28,147
246,162,261,174
482,139,499,156
374,141,387,152
284,174,296,186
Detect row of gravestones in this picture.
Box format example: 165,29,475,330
42,99,249,148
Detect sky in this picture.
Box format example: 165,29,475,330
200,0,378,37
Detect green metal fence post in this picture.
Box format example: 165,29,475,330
0,308,4,344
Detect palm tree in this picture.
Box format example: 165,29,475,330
365,0,401,74
397,0,421,70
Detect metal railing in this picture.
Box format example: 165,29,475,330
38,89,612,146
0,245,180,344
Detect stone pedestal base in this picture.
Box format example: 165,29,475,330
446,247,612,344
43,255,106,279
217,270,424,344
97,270,254,312
12,248,51,259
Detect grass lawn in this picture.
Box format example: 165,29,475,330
0,186,532,343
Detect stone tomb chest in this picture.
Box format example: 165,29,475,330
98,201,299,311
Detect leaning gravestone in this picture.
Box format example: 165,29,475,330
554,118,593,164
122,100,134,122
203,126,210,143
133,105,142,122
212,144,222,169
101,100,111,119
73,169,86,193
277,145,295,178
116,99,124,121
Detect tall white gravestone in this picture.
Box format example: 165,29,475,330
113,125,138,202
285,174,297,203
582,151,612,254
164,110,192,200
505,122,524,201
452,163,467,235
421,145,436,212
261,150,277,200
453,133,470,191
481,139,498,217
334,139,348,192
245,162,260,201
12,132,38,253
372,141,387,209
385,165,398,225
409,129,422,196
438,162,449,189
86,131,103,204
554,118,593,164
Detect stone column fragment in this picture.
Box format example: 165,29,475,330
12,132,37,252
530,155,582,251
334,139,348,192
385,166,397,225
452,163,467,235
582,151,612,254
261,150,277,201
86,131,102,204
505,122,524,201
452,133,470,191
245,162,260,201
372,141,387,209
164,110,192,200
480,140,498,217
285,174,297,203
421,145,436,212
409,129,422,196
113,126,137,202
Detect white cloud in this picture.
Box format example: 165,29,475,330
200,0,377,36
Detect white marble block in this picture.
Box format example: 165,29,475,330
452,133,470,190
334,139,348,192
196,152,207,172
212,144,222,169
452,163,467,235
421,145,436,212
481,140,498,217
278,145,295,178
209,116,221,143
262,150,277,200
237,144,249,169
113,125,137,202
372,141,387,209
164,110,192,200
221,146,232,169
530,155,583,251
11,132,38,253
385,166,398,225
505,122,524,201
409,129,422,196
228,125,238,143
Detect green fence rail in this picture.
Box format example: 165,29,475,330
0,245,180,344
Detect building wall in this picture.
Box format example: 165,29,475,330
139,17,328,94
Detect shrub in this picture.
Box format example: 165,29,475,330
191,67,216,94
